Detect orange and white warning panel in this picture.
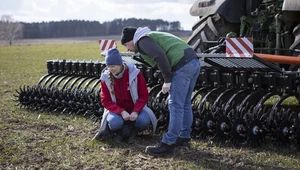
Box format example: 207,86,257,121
99,39,116,55
226,38,253,57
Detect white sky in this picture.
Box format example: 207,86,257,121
0,0,200,30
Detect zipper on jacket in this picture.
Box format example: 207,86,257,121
118,78,129,112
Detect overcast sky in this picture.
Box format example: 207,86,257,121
0,0,200,30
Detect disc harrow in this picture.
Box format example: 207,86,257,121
15,53,300,147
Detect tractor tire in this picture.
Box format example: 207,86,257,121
187,14,240,53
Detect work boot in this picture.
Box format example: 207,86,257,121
92,130,103,141
92,125,111,141
113,130,122,144
127,128,139,144
113,134,122,144
145,142,175,156
175,137,191,149
122,122,133,138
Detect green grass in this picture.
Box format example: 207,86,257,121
0,40,300,169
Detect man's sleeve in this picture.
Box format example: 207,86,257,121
137,37,173,83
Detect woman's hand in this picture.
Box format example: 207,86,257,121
121,110,130,121
130,112,138,121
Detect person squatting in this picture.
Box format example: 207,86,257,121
93,48,157,144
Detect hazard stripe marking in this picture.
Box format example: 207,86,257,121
226,38,253,57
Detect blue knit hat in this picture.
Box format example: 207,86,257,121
105,48,123,65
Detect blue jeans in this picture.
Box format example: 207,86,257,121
162,59,200,144
106,110,151,132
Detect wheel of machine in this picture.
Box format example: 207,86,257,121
244,107,268,147
230,118,247,146
187,14,240,53
268,108,296,147
200,109,216,138
214,111,231,142
228,105,249,146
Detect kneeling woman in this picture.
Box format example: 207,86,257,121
93,48,157,143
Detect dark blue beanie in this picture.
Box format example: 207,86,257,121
105,48,123,65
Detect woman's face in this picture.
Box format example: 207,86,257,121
123,40,135,52
107,65,123,75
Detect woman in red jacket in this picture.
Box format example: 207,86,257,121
93,48,157,144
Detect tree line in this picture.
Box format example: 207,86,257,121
0,15,182,45
22,18,182,39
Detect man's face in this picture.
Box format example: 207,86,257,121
123,40,135,52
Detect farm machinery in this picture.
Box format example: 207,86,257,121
15,0,300,147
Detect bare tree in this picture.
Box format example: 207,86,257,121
0,15,23,46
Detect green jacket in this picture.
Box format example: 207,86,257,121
133,27,192,83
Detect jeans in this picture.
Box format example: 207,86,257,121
162,58,200,144
107,110,151,132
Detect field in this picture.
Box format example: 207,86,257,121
0,37,300,170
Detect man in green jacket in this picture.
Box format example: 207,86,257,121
121,26,201,156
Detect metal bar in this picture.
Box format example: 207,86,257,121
255,53,300,65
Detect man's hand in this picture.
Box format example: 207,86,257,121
130,112,138,121
121,111,130,121
162,82,171,94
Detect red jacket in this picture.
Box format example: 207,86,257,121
100,67,149,115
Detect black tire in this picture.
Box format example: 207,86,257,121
187,14,240,53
